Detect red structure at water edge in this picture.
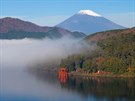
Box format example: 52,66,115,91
58,68,68,83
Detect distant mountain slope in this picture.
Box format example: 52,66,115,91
0,17,86,39
85,27,135,42
56,10,125,35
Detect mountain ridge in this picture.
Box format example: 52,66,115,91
0,17,86,39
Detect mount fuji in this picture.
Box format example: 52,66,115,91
56,10,125,35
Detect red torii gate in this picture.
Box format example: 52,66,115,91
58,68,68,83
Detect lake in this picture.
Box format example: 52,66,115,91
0,66,135,101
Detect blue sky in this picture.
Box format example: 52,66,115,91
0,0,135,27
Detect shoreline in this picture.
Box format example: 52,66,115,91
29,66,135,78
68,72,135,78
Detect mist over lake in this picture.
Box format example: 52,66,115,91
1,38,135,101
0,38,87,101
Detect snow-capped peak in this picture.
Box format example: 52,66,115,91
78,10,101,17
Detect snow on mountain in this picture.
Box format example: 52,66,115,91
78,10,101,17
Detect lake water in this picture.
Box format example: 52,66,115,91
0,66,135,101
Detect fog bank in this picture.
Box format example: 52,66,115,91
0,38,90,68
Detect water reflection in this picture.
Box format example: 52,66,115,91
31,69,135,101
61,76,135,100
59,74,68,84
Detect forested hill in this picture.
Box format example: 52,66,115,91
60,27,135,76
